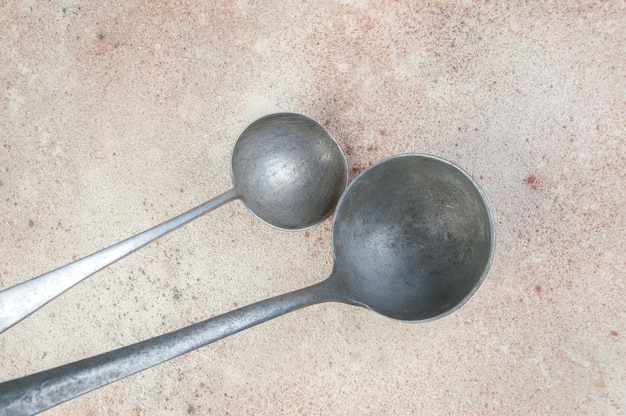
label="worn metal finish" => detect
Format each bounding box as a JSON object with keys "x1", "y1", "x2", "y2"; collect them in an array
[
  {"x1": 332, "y1": 154, "x2": 495, "y2": 321},
  {"x1": 0, "y1": 113, "x2": 348, "y2": 334},
  {"x1": 0, "y1": 154, "x2": 494, "y2": 415},
  {"x1": 232, "y1": 113, "x2": 348, "y2": 230}
]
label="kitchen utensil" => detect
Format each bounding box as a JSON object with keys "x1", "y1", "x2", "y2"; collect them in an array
[
  {"x1": 0, "y1": 154, "x2": 495, "y2": 415},
  {"x1": 0, "y1": 113, "x2": 348, "y2": 333}
]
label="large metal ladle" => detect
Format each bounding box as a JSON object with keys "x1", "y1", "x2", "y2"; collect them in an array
[
  {"x1": 0, "y1": 113, "x2": 348, "y2": 333},
  {"x1": 0, "y1": 154, "x2": 495, "y2": 415}
]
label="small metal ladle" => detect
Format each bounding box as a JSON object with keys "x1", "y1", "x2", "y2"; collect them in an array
[{"x1": 0, "y1": 113, "x2": 348, "y2": 333}]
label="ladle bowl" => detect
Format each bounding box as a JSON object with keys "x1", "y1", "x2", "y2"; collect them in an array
[
  {"x1": 0, "y1": 154, "x2": 495, "y2": 415},
  {"x1": 332, "y1": 154, "x2": 494, "y2": 320},
  {"x1": 0, "y1": 113, "x2": 348, "y2": 333},
  {"x1": 232, "y1": 113, "x2": 347, "y2": 230}
]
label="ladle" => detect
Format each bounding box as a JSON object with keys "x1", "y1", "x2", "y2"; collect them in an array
[
  {"x1": 0, "y1": 113, "x2": 348, "y2": 333},
  {"x1": 0, "y1": 154, "x2": 495, "y2": 415}
]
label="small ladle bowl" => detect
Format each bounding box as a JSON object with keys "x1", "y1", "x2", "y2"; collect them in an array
[
  {"x1": 232, "y1": 113, "x2": 348, "y2": 230},
  {"x1": 0, "y1": 154, "x2": 495, "y2": 415},
  {"x1": 0, "y1": 113, "x2": 348, "y2": 333}
]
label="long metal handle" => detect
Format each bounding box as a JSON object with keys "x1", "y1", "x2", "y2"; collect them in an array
[
  {"x1": 0, "y1": 280, "x2": 336, "y2": 416},
  {"x1": 0, "y1": 188, "x2": 240, "y2": 334}
]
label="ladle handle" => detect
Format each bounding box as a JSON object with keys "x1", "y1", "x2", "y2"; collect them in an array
[
  {"x1": 0, "y1": 280, "x2": 337, "y2": 416},
  {"x1": 0, "y1": 188, "x2": 240, "y2": 334}
]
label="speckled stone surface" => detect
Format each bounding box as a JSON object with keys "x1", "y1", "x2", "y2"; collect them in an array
[{"x1": 1, "y1": 1, "x2": 624, "y2": 414}]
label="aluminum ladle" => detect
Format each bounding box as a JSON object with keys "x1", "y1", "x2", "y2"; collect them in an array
[
  {"x1": 0, "y1": 113, "x2": 348, "y2": 333},
  {"x1": 0, "y1": 154, "x2": 495, "y2": 415}
]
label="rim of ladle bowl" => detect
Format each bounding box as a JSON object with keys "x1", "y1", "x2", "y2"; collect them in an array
[
  {"x1": 228, "y1": 112, "x2": 349, "y2": 232},
  {"x1": 330, "y1": 152, "x2": 497, "y2": 323}
]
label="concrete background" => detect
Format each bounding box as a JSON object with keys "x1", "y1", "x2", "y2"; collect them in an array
[{"x1": 1, "y1": 1, "x2": 624, "y2": 414}]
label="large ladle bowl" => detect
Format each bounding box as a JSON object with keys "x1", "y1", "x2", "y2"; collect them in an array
[
  {"x1": 0, "y1": 154, "x2": 495, "y2": 415},
  {"x1": 0, "y1": 113, "x2": 348, "y2": 333}
]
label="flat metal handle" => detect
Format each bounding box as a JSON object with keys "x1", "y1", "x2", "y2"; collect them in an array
[{"x1": 0, "y1": 188, "x2": 240, "y2": 334}]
